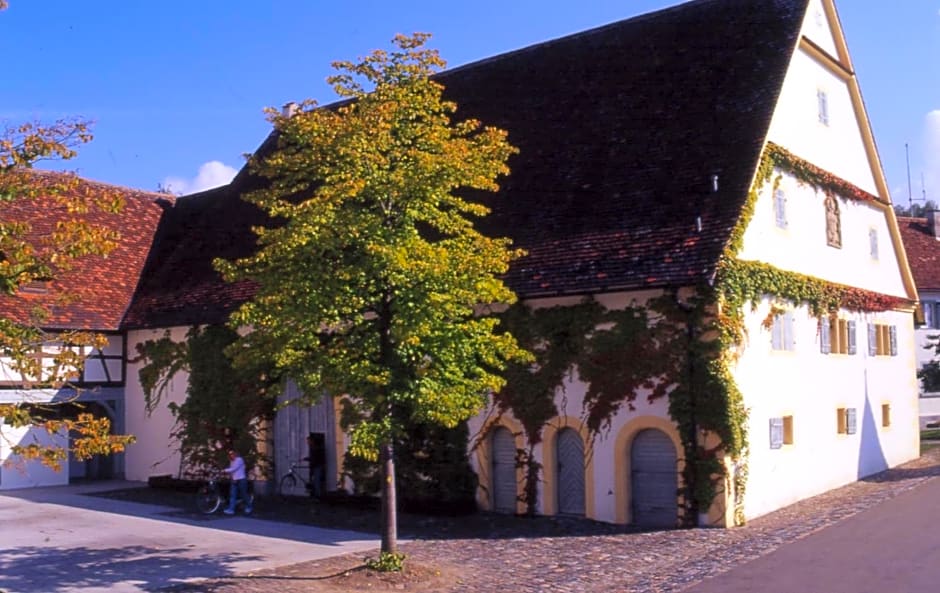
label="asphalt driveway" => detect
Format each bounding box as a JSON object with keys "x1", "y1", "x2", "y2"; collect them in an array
[
  {"x1": 685, "y1": 470, "x2": 940, "y2": 593},
  {"x1": 0, "y1": 481, "x2": 378, "y2": 593}
]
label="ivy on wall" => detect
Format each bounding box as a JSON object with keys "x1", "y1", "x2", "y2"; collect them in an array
[
  {"x1": 488, "y1": 141, "x2": 912, "y2": 527},
  {"x1": 134, "y1": 325, "x2": 276, "y2": 476}
]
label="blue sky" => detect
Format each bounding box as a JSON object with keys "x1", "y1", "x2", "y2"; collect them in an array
[{"x1": 2, "y1": 1, "x2": 937, "y2": 206}]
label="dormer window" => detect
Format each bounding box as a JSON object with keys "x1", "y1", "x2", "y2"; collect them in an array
[{"x1": 817, "y1": 89, "x2": 829, "y2": 126}]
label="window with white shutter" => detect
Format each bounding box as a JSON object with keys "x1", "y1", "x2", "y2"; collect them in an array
[
  {"x1": 817, "y1": 89, "x2": 830, "y2": 125},
  {"x1": 771, "y1": 313, "x2": 795, "y2": 351},
  {"x1": 774, "y1": 189, "x2": 787, "y2": 229}
]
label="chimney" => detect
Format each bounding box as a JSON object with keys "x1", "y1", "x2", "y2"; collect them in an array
[
  {"x1": 281, "y1": 102, "x2": 298, "y2": 118},
  {"x1": 928, "y1": 210, "x2": 940, "y2": 240}
]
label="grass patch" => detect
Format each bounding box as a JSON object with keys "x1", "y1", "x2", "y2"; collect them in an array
[{"x1": 921, "y1": 429, "x2": 940, "y2": 440}]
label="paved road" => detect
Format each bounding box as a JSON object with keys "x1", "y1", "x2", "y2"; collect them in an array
[
  {"x1": 0, "y1": 481, "x2": 378, "y2": 593},
  {"x1": 685, "y1": 475, "x2": 940, "y2": 593}
]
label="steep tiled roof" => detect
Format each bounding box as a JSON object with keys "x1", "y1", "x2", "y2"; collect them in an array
[
  {"x1": 898, "y1": 217, "x2": 940, "y2": 291},
  {"x1": 0, "y1": 172, "x2": 171, "y2": 331},
  {"x1": 125, "y1": 0, "x2": 810, "y2": 328},
  {"x1": 121, "y1": 184, "x2": 261, "y2": 328}
]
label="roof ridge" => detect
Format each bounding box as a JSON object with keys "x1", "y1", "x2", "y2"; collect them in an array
[{"x1": 21, "y1": 168, "x2": 174, "y2": 202}]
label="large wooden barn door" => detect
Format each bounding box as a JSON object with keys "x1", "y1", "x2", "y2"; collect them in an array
[
  {"x1": 490, "y1": 427, "x2": 517, "y2": 513},
  {"x1": 556, "y1": 428, "x2": 585, "y2": 516},
  {"x1": 630, "y1": 429, "x2": 677, "y2": 527}
]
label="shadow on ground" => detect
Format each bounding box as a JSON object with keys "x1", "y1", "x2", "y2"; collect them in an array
[
  {"x1": 0, "y1": 544, "x2": 262, "y2": 593},
  {"x1": 88, "y1": 486, "x2": 642, "y2": 542}
]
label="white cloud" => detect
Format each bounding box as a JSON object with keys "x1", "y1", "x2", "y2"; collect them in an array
[
  {"x1": 162, "y1": 160, "x2": 238, "y2": 195},
  {"x1": 925, "y1": 110, "x2": 940, "y2": 204}
]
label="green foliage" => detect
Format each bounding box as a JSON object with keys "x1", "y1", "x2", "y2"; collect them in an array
[
  {"x1": 918, "y1": 334, "x2": 940, "y2": 393},
  {"x1": 134, "y1": 325, "x2": 275, "y2": 475},
  {"x1": 497, "y1": 301, "x2": 602, "y2": 441},
  {"x1": 217, "y1": 33, "x2": 529, "y2": 552},
  {"x1": 365, "y1": 551, "x2": 406, "y2": 572},
  {"x1": 342, "y1": 417, "x2": 479, "y2": 510},
  {"x1": 894, "y1": 199, "x2": 938, "y2": 218}
]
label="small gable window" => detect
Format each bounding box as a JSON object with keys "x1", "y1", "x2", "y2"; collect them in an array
[
  {"x1": 824, "y1": 193, "x2": 841, "y2": 248},
  {"x1": 817, "y1": 89, "x2": 829, "y2": 126},
  {"x1": 869, "y1": 228, "x2": 879, "y2": 260},
  {"x1": 773, "y1": 189, "x2": 787, "y2": 229},
  {"x1": 771, "y1": 312, "x2": 795, "y2": 351}
]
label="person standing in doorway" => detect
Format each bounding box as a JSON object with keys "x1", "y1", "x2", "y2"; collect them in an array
[{"x1": 222, "y1": 449, "x2": 252, "y2": 515}]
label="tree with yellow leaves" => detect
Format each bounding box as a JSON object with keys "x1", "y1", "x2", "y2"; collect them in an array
[{"x1": 218, "y1": 33, "x2": 530, "y2": 560}]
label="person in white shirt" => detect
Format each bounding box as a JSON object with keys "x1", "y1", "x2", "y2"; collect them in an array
[{"x1": 222, "y1": 449, "x2": 252, "y2": 515}]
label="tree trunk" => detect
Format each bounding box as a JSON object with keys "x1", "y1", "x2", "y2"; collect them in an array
[{"x1": 380, "y1": 440, "x2": 398, "y2": 554}]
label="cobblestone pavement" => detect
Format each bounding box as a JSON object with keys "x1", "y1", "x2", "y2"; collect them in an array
[{"x1": 163, "y1": 446, "x2": 940, "y2": 592}]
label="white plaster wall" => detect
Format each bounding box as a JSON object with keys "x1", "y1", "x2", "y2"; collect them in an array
[
  {"x1": 767, "y1": 48, "x2": 876, "y2": 195},
  {"x1": 0, "y1": 425, "x2": 69, "y2": 490},
  {"x1": 801, "y1": 0, "x2": 840, "y2": 59},
  {"x1": 735, "y1": 299, "x2": 919, "y2": 520},
  {"x1": 738, "y1": 170, "x2": 906, "y2": 298},
  {"x1": 124, "y1": 326, "x2": 190, "y2": 481}
]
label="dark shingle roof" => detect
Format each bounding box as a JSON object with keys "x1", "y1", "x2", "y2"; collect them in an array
[
  {"x1": 898, "y1": 217, "x2": 940, "y2": 292},
  {"x1": 124, "y1": 0, "x2": 810, "y2": 328},
  {"x1": 0, "y1": 172, "x2": 170, "y2": 331}
]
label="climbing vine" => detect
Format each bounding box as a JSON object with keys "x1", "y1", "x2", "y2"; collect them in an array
[
  {"x1": 487, "y1": 141, "x2": 912, "y2": 527},
  {"x1": 134, "y1": 325, "x2": 276, "y2": 476}
]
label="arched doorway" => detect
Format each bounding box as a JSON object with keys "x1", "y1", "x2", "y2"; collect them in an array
[
  {"x1": 630, "y1": 428, "x2": 677, "y2": 527},
  {"x1": 490, "y1": 426, "x2": 516, "y2": 513},
  {"x1": 555, "y1": 428, "x2": 585, "y2": 516}
]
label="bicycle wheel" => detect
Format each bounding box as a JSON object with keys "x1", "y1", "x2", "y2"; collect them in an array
[
  {"x1": 278, "y1": 474, "x2": 298, "y2": 499},
  {"x1": 196, "y1": 483, "x2": 222, "y2": 514}
]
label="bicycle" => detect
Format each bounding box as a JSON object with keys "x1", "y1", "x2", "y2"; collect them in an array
[
  {"x1": 196, "y1": 474, "x2": 254, "y2": 515},
  {"x1": 278, "y1": 461, "x2": 314, "y2": 499}
]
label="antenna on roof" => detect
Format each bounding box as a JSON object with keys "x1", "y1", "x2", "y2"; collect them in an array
[
  {"x1": 906, "y1": 143, "x2": 914, "y2": 212},
  {"x1": 923, "y1": 172, "x2": 929, "y2": 204}
]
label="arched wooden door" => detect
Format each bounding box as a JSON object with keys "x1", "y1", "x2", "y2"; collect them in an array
[
  {"x1": 630, "y1": 429, "x2": 677, "y2": 527},
  {"x1": 490, "y1": 427, "x2": 517, "y2": 513},
  {"x1": 555, "y1": 428, "x2": 585, "y2": 516}
]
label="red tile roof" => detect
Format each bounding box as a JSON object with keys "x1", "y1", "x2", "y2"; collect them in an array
[
  {"x1": 125, "y1": 0, "x2": 810, "y2": 328},
  {"x1": 0, "y1": 171, "x2": 171, "y2": 330},
  {"x1": 898, "y1": 216, "x2": 940, "y2": 291}
]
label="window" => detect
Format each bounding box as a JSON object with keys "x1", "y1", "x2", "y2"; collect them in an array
[
  {"x1": 820, "y1": 317, "x2": 856, "y2": 355},
  {"x1": 824, "y1": 193, "x2": 841, "y2": 248},
  {"x1": 881, "y1": 404, "x2": 891, "y2": 428},
  {"x1": 771, "y1": 312, "x2": 795, "y2": 351},
  {"x1": 769, "y1": 416, "x2": 794, "y2": 448},
  {"x1": 868, "y1": 323, "x2": 898, "y2": 357},
  {"x1": 924, "y1": 302, "x2": 940, "y2": 329},
  {"x1": 837, "y1": 407, "x2": 857, "y2": 435},
  {"x1": 773, "y1": 189, "x2": 788, "y2": 229},
  {"x1": 869, "y1": 228, "x2": 879, "y2": 260},
  {"x1": 817, "y1": 89, "x2": 830, "y2": 126}
]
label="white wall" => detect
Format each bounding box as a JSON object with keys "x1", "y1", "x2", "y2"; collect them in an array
[
  {"x1": 766, "y1": 39, "x2": 876, "y2": 196},
  {"x1": 738, "y1": 169, "x2": 906, "y2": 298},
  {"x1": 802, "y1": 0, "x2": 840, "y2": 60},
  {"x1": 0, "y1": 425, "x2": 69, "y2": 490},
  {"x1": 124, "y1": 326, "x2": 190, "y2": 481},
  {"x1": 735, "y1": 299, "x2": 918, "y2": 520}
]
